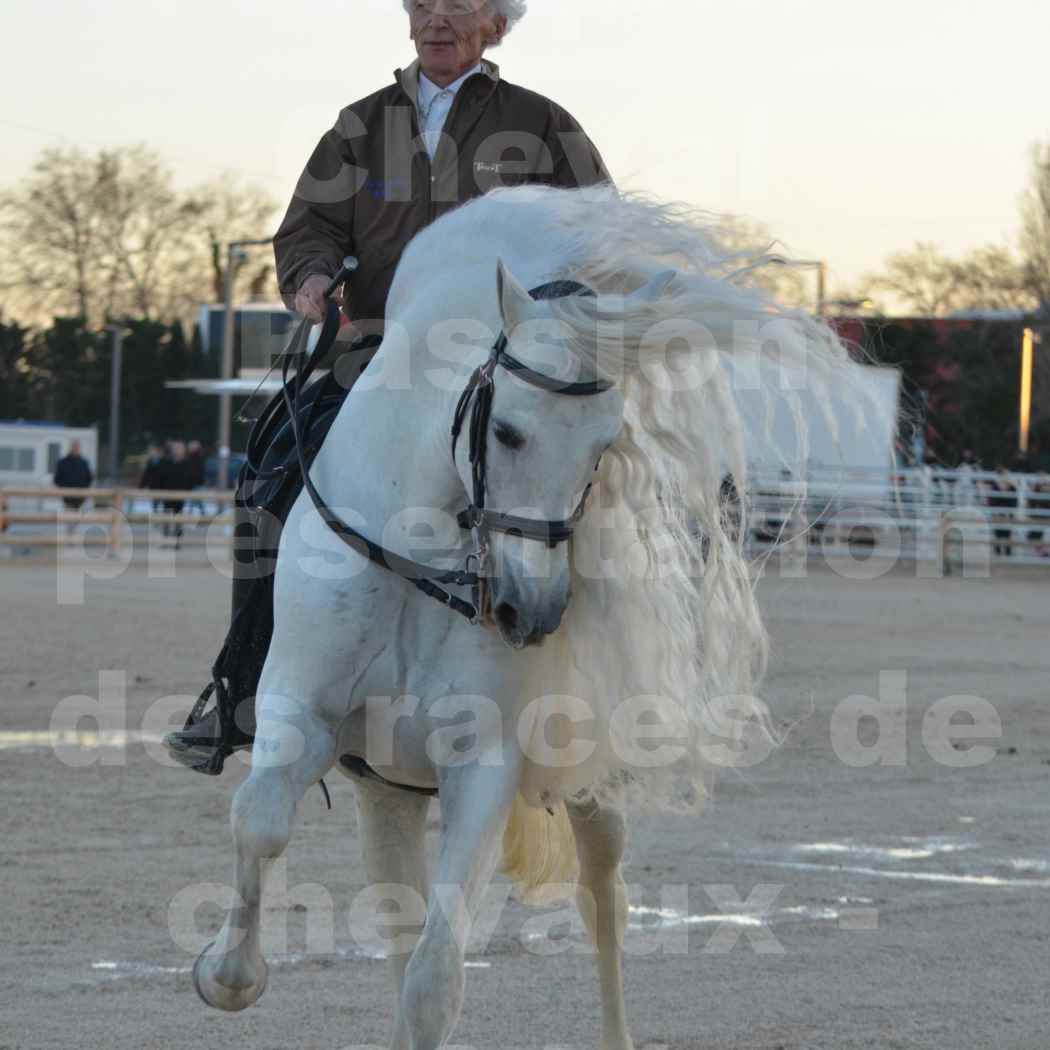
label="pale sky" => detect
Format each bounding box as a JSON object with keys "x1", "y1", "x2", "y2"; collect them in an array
[{"x1": 2, "y1": 0, "x2": 1048, "y2": 293}]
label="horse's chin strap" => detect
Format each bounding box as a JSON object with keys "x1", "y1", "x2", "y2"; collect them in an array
[{"x1": 295, "y1": 281, "x2": 609, "y2": 625}]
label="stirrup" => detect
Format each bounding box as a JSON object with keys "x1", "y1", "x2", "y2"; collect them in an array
[{"x1": 169, "y1": 676, "x2": 244, "y2": 776}]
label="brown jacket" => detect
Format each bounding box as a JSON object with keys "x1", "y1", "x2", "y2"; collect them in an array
[{"x1": 273, "y1": 60, "x2": 610, "y2": 330}]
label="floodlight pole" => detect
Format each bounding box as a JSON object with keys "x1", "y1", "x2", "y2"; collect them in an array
[
  {"x1": 766, "y1": 256, "x2": 827, "y2": 315},
  {"x1": 104, "y1": 325, "x2": 131, "y2": 483},
  {"x1": 792, "y1": 259, "x2": 827, "y2": 316},
  {"x1": 217, "y1": 238, "x2": 272, "y2": 488}
]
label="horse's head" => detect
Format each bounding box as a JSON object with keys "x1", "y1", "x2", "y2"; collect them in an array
[{"x1": 454, "y1": 260, "x2": 668, "y2": 649}]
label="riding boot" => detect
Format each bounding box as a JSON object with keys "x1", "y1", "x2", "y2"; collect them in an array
[{"x1": 163, "y1": 493, "x2": 276, "y2": 773}]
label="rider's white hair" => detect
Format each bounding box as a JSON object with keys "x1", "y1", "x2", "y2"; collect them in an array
[{"x1": 402, "y1": 0, "x2": 527, "y2": 40}]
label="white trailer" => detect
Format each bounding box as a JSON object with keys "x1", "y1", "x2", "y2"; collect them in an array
[
  {"x1": 0, "y1": 422, "x2": 99, "y2": 489},
  {"x1": 730, "y1": 360, "x2": 902, "y2": 481}
]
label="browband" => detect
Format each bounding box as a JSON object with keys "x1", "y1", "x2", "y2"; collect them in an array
[{"x1": 497, "y1": 280, "x2": 613, "y2": 397}]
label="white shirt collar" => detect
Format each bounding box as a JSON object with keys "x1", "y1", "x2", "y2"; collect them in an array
[{"x1": 418, "y1": 63, "x2": 483, "y2": 109}]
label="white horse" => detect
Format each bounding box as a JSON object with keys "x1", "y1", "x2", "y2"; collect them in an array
[{"x1": 192, "y1": 186, "x2": 845, "y2": 1049}]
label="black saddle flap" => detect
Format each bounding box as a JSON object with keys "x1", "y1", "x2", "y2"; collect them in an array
[{"x1": 239, "y1": 371, "x2": 347, "y2": 520}]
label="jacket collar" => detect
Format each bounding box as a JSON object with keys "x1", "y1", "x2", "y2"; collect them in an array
[{"x1": 396, "y1": 58, "x2": 499, "y2": 105}]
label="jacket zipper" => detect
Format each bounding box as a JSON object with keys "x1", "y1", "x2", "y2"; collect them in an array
[{"x1": 400, "y1": 72, "x2": 496, "y2": 221}]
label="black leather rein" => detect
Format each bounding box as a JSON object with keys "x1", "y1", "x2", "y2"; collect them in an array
[{"x1": 286, "y1": 279, "x2": 611, "y2": 624}]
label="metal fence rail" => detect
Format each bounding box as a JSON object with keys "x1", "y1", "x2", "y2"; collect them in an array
[
  {"x1": 745, "y1": 467, "x2": 1050, "y2": 572},
  {"x1": 3, "y1": 470, "x2": 1049, "y2": 574},
  {"x1": 0, "y1": 487, "x2": 236, "y2": 557}
]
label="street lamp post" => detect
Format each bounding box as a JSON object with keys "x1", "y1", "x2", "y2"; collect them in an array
[
  {"x1": 766, "y1": 256, "x2": 827, "y2": 315},
  {"x1": 104, "y1": 325, "x2": 131, "y2": 483},
  {"x1": 217, "y1": 238, "x2": 272, "y2": 489},
  {"x1": 217, "y1": 245, "x2": 246, "y2": 490}
]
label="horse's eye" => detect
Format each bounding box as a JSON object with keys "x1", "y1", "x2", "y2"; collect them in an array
[{"x1": 493, "y1": 421, "x2": 525, "y2": 450}]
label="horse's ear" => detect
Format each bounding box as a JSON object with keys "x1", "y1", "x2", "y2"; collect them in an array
[
  {"x1": 496, "y1": 259, "x2": 534, "y2": 330},
  {"x1": 625, "y1": 270, "x2": 676, "y2": 307}
]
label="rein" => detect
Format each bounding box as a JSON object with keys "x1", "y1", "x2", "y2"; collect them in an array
[{"x1": 287, "y1": 280, "x2": 611, "y2": 624}]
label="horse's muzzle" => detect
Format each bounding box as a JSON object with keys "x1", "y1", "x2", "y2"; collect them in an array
[{"x1": 491, "y1": 580, "x2": 568, "y2": 649}]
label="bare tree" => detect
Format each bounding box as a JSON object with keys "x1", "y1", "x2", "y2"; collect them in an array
[
  {"x1": 0, "y1": 146, "x2": 279, "y2": 327},
  {"x1": 858, "y1": 141, "x2": 1050, "y2": 317},
  {"x1": 864, "y1": 243, "x2": 962, "y2": 315},
  {"x1": 950, "y1": 245, "x2": 1034, "y2": 312},
  {"x1": 0, "y1": 148, "x2": 106, "y2": 322},
  {"x1": 93, "y1": 146, "x2": 207, "y2": 319},
  {"x1": 862, "y1": 241, "x2": 1034, "y2": 316},
  {"x1": 712, "y1": 215, "x2": 811, "y2": 307},
  {"x1": 181, "y1": 173, "x2": 280, "y2": 307},
  {"x1": 1020, "y1": 142, "x2": 1050, "y2": 310}
]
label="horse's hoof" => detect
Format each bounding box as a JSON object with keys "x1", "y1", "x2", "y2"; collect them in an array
[{"x1": 192, "y1": 940, "x2": 269, "y2": 1012}]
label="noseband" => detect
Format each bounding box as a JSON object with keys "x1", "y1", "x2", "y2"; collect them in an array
[{"x1": 288, "y1": 280, "x2": 611, "y2": 624}]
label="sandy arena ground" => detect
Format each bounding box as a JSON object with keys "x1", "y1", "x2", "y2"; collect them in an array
[{"x1": 1, "y1": 550, "x2": 1049, "y2": 1050}]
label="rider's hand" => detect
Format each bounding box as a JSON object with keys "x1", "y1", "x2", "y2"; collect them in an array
[{"x1": 295, "y1": 273, "x2": 343, "y2": 324}]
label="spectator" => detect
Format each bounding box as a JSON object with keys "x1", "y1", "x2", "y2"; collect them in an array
[
  {"x1": 155, "y1": 441, "x2": 193, "y2": 546},
  {"x1": 1026, "y1": 473, "x2": 1050, "y2": 558},
  {"x1": 139, "y1": 444, "x2": 163, "y2": 490},
  {"x1": 1011, "y1": 451, "x2": 1033, "y2": 474},
  {"x1": 186, "y1": 440, "x2": 205, "y2": 489},
  {"x1": 53, "y1": 440, "x2": 93, "y2": 510},
  {"x1": 186, "y1": 439, "x2": 206, "y2": 515},
  {"x1": 955, "y1": 448, "x2": 979, "y2": 508},
  {"x1": 986, "y1": 465, "x2": 1017, "y2": 558}
]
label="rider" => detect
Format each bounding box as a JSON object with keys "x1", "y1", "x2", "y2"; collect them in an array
[{"x1": 164, "y1": 0, "x2": 610, "y2": 773}]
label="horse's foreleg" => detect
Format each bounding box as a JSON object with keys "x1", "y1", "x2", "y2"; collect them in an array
[
  {"x1": 193, "y1": 700, "x2": 337, "y2": 1012},
  {"x1": 567, "y1": 797, "x2": 634, "y2": 1050},
  {"x1": 400, "y1": 758, "x2": 520, "y2": 1050},
  {"x1": 350, "y1": 776, "x2": 431, "y2": 1050}
]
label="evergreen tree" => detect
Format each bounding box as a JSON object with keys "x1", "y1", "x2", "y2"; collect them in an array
[
  {"x1": 188, "y1": 322, "x2": 219, "y2": 449},
  {"x1": 118, "y1": 319, "x2": 169, "y2": 451},
  {"x1": 0, "y1": 320, "x2": 34, "y2": 420},
  {"x1": 30, "y1": 318, "x2": 107, "y2": 426}
]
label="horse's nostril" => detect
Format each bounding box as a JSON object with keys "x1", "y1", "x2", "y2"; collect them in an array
[{"x1": 495, "y1": 601, "x2": 519, "y2": 633}]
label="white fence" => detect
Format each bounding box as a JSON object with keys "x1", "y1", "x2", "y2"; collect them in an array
[
  {"x1": 0, "y1": 487, "x2": 235, "y2": 557},
  {"x1": 4, "y1": 470, "x2": 1049, "y2": 575},
  {"x1": 746, "y1": 467, "x2": 1050, "y2": 572}
]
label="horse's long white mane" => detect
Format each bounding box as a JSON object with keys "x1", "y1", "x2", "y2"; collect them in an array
[
  {"x1": 403, "y1": 186, "x2": 850, "y2": 812},
  {"x1": 502, "y1": 188, "x2": 847, "y2": 809}
]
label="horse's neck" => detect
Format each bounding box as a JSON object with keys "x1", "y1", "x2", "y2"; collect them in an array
[
  {"x1": 315, "y1": 249, "x2": 562, "y2": 540},
  {"x1": 313, "y1": 343, "x2": 465, "y2": 539}
]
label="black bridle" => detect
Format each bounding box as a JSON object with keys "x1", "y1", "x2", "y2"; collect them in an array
[{"x1": 285, "y1": 279, "x2": 612, "y2": 624}]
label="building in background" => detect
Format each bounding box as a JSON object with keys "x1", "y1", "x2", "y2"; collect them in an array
[{"x1": 196, "y1": 303, "x2": 297, "y2": 379}]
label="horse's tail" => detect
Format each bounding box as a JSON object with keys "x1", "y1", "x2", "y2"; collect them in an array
[{"x1": 500, "y1": 794, "x2": 579, "y2": 903}]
